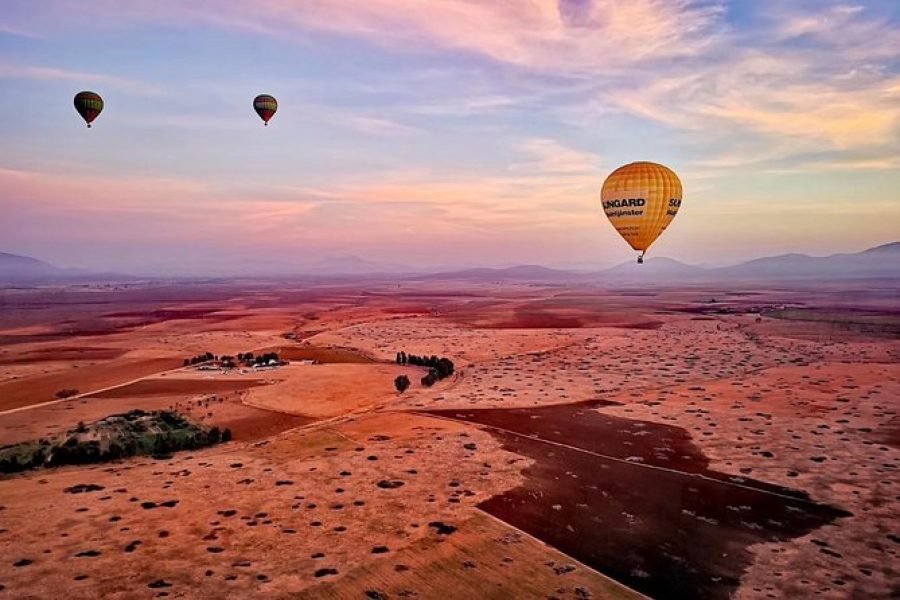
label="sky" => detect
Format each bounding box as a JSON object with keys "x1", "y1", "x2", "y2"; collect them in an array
[{"x1": 1, "y1": 0, "x2": 898, "y2": 275}]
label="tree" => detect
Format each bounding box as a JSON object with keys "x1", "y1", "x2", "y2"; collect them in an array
[
  {"x1": 394, "y1": 375, "x2": 411, "y2": 393},
  {"x1": 436, "y1": 358, "x2": 455, "y2": 378},
  {"x1": 421, "y1": 369, "x2": 439, "y2": 387}
]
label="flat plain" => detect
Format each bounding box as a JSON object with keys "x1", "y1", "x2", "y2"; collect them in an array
[{"x1": 0, "y1": 278, "x2": 897, "y2": 599}]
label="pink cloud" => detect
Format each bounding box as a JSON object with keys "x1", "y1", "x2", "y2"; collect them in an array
[
  {"x1": 7, "y1": 0, "x2": 722, "y2": 71},
  {"x1": 0, "y1": 143, "x2": 612, "y2": 271},
  {"x1": 0, "y1": 62, "x2": 166, "y2": 96}
]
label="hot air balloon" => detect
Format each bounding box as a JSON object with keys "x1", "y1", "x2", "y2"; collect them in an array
[
  {"x1": 74, "y1": 91, "x2": 103, "y2": 128},
  {"x1": 600, "y1": 161, "x2": 682, "y2": 264},
  {"x1": 253, "y1": 94, "x2": 277, "y2": 126}
]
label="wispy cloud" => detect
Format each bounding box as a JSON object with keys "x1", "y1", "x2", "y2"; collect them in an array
[
  {"x1": 0, "y1": 134, "x2": 601, "y2": 247},
  {"x1": 4, "y1": 0, "x2": 722, "y2": 71},
  {"x1": 554, "y1": 5, "x2": 900, "y2": 169},
  {"x1": 0, "y1": 63, "x2": 166, "y2": 96},
  {"x1": 341, "y1": 114, "x2": 419, "y2": 137},
  {"x1": 509, "y1": 138, "x2": 600, "y2": 175},
  {"x1": 0, "y1": 21, "x2": 40, "y2": 39},
  {"x1": 0, "y1": 1, "x2": 897, "y2": 270},
  {"x1": 7, "y1": 1, "x2": 895, "y2": 157}
]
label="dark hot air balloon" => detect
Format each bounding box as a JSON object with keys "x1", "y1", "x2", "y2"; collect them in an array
[
  {"x1": 253, "y1": 94, "x2": 278, "y2": 126},
  {"x1": 74, "y1": 91, "x2": 103, "y2": 128}
]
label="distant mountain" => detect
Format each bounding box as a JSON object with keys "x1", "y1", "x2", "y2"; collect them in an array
[
  {"x1": 602, "y1": 257, "x2": 706, "y2": 280},
  {"x1": 298, "y1": 255, "x2": 414, "y2": 276},
  {"x1": 714, "y1": 242, "x2": 900, "y2": 280},
  {"x1": 861, "y1": 241, "x2": 900, "y2": 255},
  {"x1": 0, "y1": 252, "x2": 67, "y2": 282},
  {"x1": 416, "y1": 243, "x2": 900, "y2": 283},
  {"x1": 3, "y1": 243, "x2": 897, "y2": 284},
  {"x1": 419, "y1": 264, "x2": 584, "y2": 282},
  {"x1": 0, "y1": 252, "x2": 133, "y2": 284}
]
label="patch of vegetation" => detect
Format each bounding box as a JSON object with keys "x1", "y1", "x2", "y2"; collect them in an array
[
  {"x1": 55, "y1": 388, "x2": 80, "y2": 399},
  {"x1": 0, "y1": 410, "x2": 231, "y2": 474},
  {"x1": 396, "y1": 352, "x2": 455, "y2": 387},
  {"x1": 766, "y1": 308, "x2": 900, "y2": 338},
  {"x1": 239, "y1": 351, "x2": 283, "y2": 366},
  {"x1": 184, "y1": 351, "x2": 286, "y2": 369},
  {"x1": 184, "y1": 352, "x2": 215, "y2": 366},
  {"x1": 394, "y1": 375, "x2": 411, "y2": 393}
]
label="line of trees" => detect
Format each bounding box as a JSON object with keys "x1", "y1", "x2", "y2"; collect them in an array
[{"x1": 395, "y1": 351, "x2": 455, "y2": 387}]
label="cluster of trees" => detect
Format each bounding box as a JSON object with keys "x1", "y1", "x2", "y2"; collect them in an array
[
  {"x1": 235, "y1": 351, "x2": 282, "y2": 366},
  {"x1": 183, "y1": 351, "x2": 284, "y2": 369},
  {"x1": 222, "y1": 352, "x2": 283, "y2": 369},
  {"x1": 184, "y1": 352, "x2": 215, "y2": 366},
  {"x1": 0, "y1": 410, "x2": 233, "y2": 474},
  {"x1": 395, "y1": 352, "x2": 455, "y2": 387}
]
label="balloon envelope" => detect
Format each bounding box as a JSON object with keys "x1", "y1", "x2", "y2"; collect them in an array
[
  {"x1": 600, "y1": 161, "x2": 682, "y2": 258},
  {"x1": 253, "y1": 94, "x2": 277, "y2": 125},
  {"x1": 74, "y1": 91, "x2": 103, "y2": 128}
]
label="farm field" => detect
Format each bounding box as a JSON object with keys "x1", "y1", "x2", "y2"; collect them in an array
[{"x1": 0, "y1": 278, "x2": 897, "y2": 599}]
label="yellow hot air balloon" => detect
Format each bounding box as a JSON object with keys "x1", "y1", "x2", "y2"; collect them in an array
[{"x1": 601, "y1": 161, "x2": 682, "y2": 263}]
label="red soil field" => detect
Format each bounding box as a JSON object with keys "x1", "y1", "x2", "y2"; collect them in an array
[
  {"x1": 276, "y1": 345, "x2": 378, "y2": 364},
  {"x1": 0, "y1": 357, "x2": 183, "y2": 411},
  {"x1": 0, "y1": 346, "x2": 127, "y2": 364},
  {"x1": 0, "y1": 278, "x2": 896, "y2": 599},
  {"x1": 427, "y1": 401, "x2": 850, "y2": 599},
  {"x1": 216, "y1": 406, "x2": 314, "y2": 441},
  {"x1": 87, "y1": 378, "x2": 268, "y2": 399}
]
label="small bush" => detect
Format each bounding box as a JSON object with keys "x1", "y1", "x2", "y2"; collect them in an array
[{"x1": 394, "y1": 375, "x2": 411, "y2": 393}]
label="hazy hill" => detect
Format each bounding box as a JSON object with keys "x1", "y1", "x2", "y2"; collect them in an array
[
  {"x1": 0, "y1": 252, "x2": 68, "y2": 282},
  {"x1": 4, "y1": 242, "x2": 897, "y2": 284},
  {"x1": 601, "y1": 257, "x2": 706, "y2": 280},
  {"x1": 299, "y1": 255, "x2": 413, "y2": 276},
  {"x1": 714, "y1": 242, "x2": 900, "y2": 280},
  {"x1": 418, "y1": 264, "x2": 584, "y2": 282},
  {"x1": 861, "y1": 241, "x2": 900, "y2": 255},
  {"x1": 0, "y1": 252, "x2": 133, "y2": 284},
  {"x1": 419, "y1": 242, "x2": 900, "y2": 283},
  {"x1": 602, "y1": 243, "x2": 900, "y2": 281}
]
